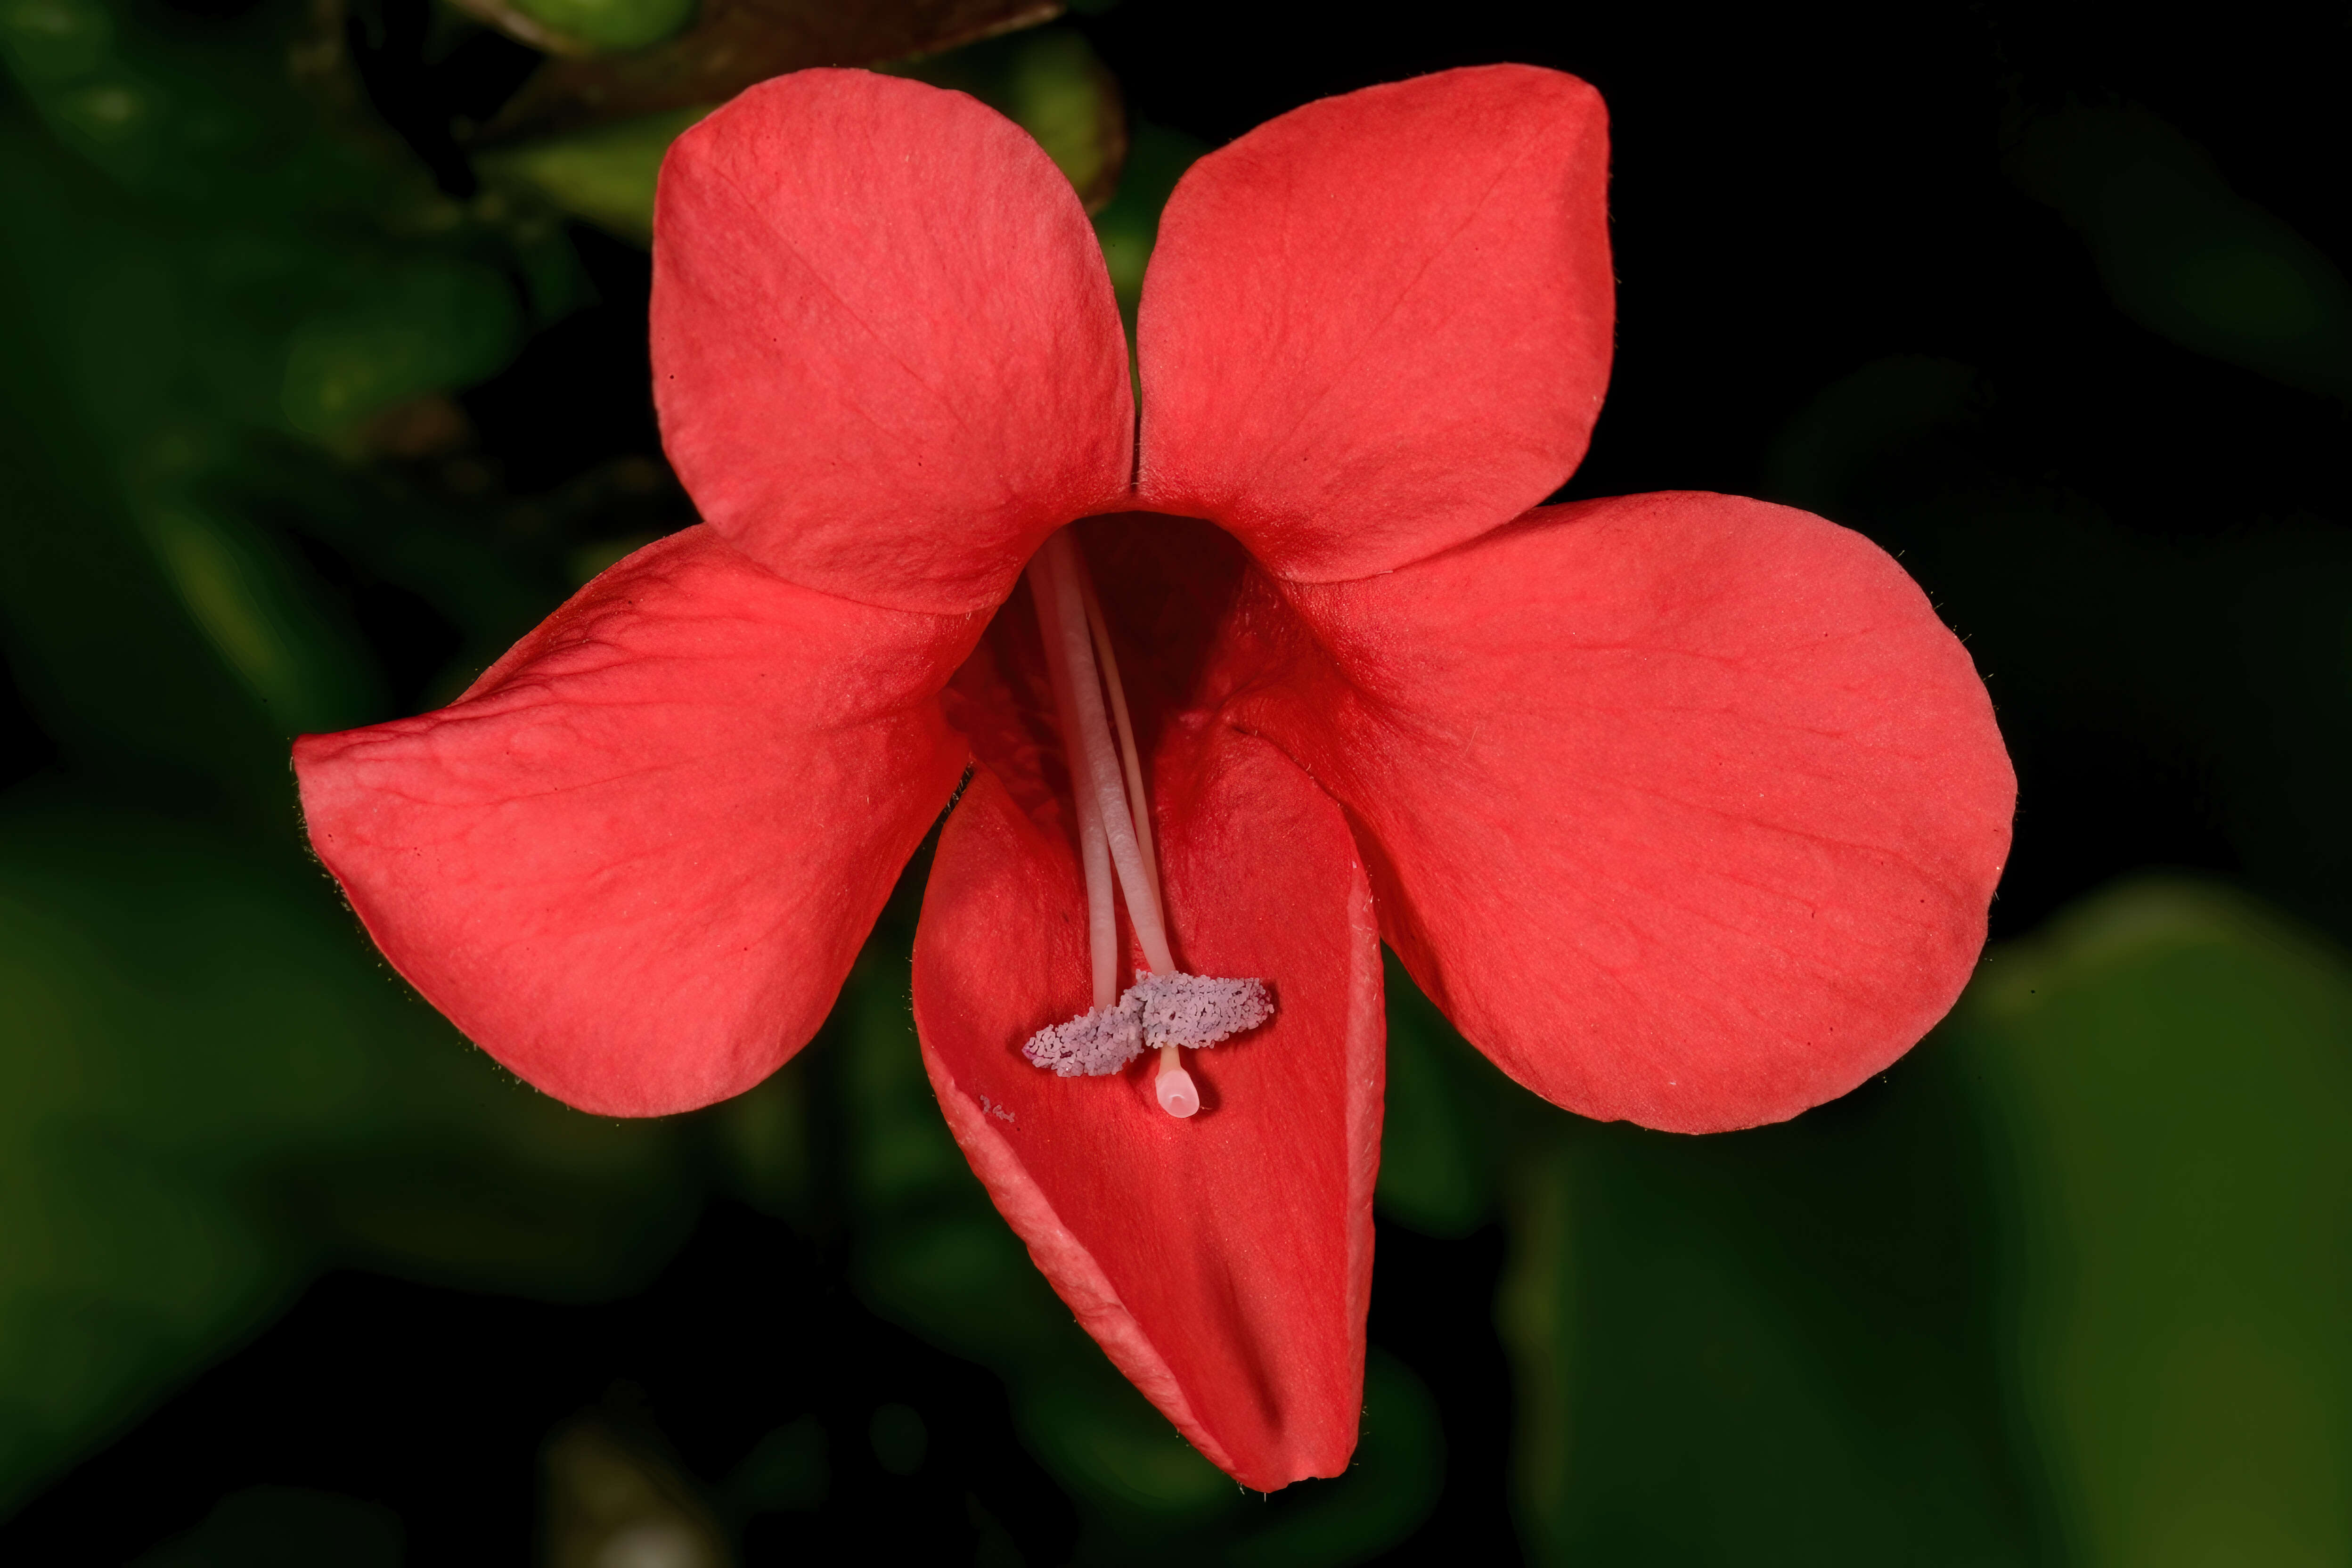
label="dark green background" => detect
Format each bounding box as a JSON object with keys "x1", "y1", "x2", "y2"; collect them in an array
[{"x1": 2, "y1": 0, "x2": 2346, "y2": 1561}]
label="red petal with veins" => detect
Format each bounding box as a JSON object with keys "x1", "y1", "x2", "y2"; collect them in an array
[
  {"x1": 914, "y1": 728, "x2": 1381, "y2": 1491},
  {"x1": 1136, "y1": 65, "x2": 1613, "y2": 582},
  {"x1": 651, "y1": 69, "x2": 1133, "y2": 617},
  {"x1": 294, "y1": 527, "x2": 972, "y2": 1117},
  {"x1": 1247, "y1": 492, "x2": 2016, "y2": 1134}
]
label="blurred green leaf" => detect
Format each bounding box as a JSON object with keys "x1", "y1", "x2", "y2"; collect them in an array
[
  {"x1": 132, "y1": 1486, "x2": 402, "y2": 1568},
  {"x1": 1226, "y1": 1352, "x2": 1442, "y2": 1568},
  {"x1": 0, "y1": 0, "x2": 113, "y2": 81},
  {"x1": 869, "y1": 1401, "x2": 928, "y2": 1476},
  {"x1": 488, "y1": 27, "x2": 1127, "y2": 245},
  {"x1": 0, "y1": 58, "x2": 542, "y2": 807},
  {"x1": 1372, "y1": 953, "x2": 1497, "y2": 1238},
  {"x1": 1017, "y1": 1375, "x2": 1234, "y2": 1535},
  {"x1": 2013, "y1": 107, "x2": 2352, "y2": 400},
  {"x1": 482, "y1": 0, "x2": 1069, "y2": 142},
  {"x1": 0, "y1": 181, "x2": 286, "y2": 801},
  {"x1": 0, "y1": 0, "x2": 440, "y2": 220},
  {"x1": 1954, "y1": 878, "x2": 2352, "y2": 1568},
  {"x1": 3, "y1": 0, "x2": 523, "y2": 447},
  {"x1": 1499, "y1": 1039, "x2": 2041, "y2": 1562},
  {"x1": 0, "y1": 805, "x2": 696, "y2": 1511},
  {"x1": 139, "y1": 501, "x2": 384, "y2": 733},
  {"x1": 1764, "y1": 358, "x2": 2352, "y2": 944},
  {"x1": 1761, "y1": 355, "x2": 1979, "y2": 517},
  {"x1": 724, "y1": 1414, "x2": 827, "y2": 1517}
]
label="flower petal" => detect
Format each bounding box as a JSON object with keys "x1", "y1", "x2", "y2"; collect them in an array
[
  {"x1": 294, "y1": 527, "x2": 972, "y2": 1117},
  {"x1": 1250, "y1": 492, "x2": 2016, "y2": 1134},
  {"x1": 651, "y1": 69, "x2": 1133, "y2": 616},
  {"x1": 1136, "y1": 65, "x2": 1613, "y2": 582},
  {"x1": 913, "y1": 731, "x2": 1382, "y2": 1491}
]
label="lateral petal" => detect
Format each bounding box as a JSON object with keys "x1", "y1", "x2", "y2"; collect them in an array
[
  {"x1": 1136, "y1": 65, "x2": 1613, "y2": 582},
  {"x1": 294, "y1": 527, "x2": 973, "y2": 1117},
  {"x1": 913, "y1": 731, "x2": 1381, "y2": 1491},
  {"x1": 651, "y1": 69, "x2": 1133, "y2": 616},
  {"x1": 1251, "y1": 492, "x2": 2016, "y2": 1134}
]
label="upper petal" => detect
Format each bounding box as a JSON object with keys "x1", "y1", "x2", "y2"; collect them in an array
[
  {"x1": 1135, "y1": 65, "x2": 1613, "y2": 582},
  {"x1": 1248, "y1": 492, "x2": 2016, "y2": 1134},
  {"x1": 913, "y1": 727, "x2": 1382, "y2": 1491},
  {"x1": 651, "y1": 69, "x2": 1134, "y2": 616},
  {"x1": 294, "y1": 527, "x2": 973, "y2": 1117}
]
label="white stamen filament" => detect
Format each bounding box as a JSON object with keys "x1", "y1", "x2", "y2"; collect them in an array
[
  {"x1": 1076, "y1": 570, "x2": 1162, "y2": 911},
  {"x1": 1018, "y1": 531, "x2": 1275, "y2": 1114},
  {"x1": 1030, "y1": 531, "x2": 1175, "y2": 977},
  {"x1": 1025, "y1": 529, "x2": 1200, "y2": 1117},
  {"x1": 1029, "y1": 553, "x2": 1120, "y2": 1010}
]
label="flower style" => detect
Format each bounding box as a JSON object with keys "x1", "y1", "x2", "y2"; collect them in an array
[{"x1": 292, "y1": 65, "x2": 2015, "y2": 1491}]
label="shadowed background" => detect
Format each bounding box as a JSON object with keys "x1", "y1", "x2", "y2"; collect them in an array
[{"x1": 2, "y1": 0, "x2": 2346, "y2": 1562}]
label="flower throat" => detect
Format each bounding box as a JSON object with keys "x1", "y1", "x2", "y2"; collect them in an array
[{"x1": 1018, "y1": 529, "x2": 1272, "y2": 1117}]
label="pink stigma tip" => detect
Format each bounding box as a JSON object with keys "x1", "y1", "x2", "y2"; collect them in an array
[{"x1": 1156, "y1": 1064, "x2": 1200, "y2": 1118}]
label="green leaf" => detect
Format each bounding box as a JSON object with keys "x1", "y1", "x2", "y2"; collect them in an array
[
  {"x1": 2012, "y1": 107, "x2": 2352, "y2": 400},
  {"x1": 0, "y1": 806, "x2": 695, "y2": 1511},
  {"x1": 138, "y1": 501, "x2": 383, "y2": 734},
  {"x1": 1953, "y1": 878, "x2": 2352, "y2": 1568},
  {"x1": 0, "y1": 0, "x2": 440, "y2": 221},
  {"x1": 1372, "y1": 953, "x2": 1497, "y2": 1237},
  {"x1": 1499, "y1": 1041, "x2": 2040, "y2": 1562},
  {"x1": 0, "y1": 104, "x2": 540, "y2": 805}
]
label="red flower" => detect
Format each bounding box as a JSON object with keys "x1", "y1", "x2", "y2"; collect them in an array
[{"x1": 293, "y1": 66, "x2": 2014, "y2": 1489}]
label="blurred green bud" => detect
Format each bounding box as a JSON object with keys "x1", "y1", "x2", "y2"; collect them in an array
[
  {"x1": 1091, "y1": 119, "x2": 1206, "y2": 331},
  {"x1": 461, "y1": 0, "x2": 695, "y2": 55},
  {"x1": 279, "y1": 259, "x2": 521, "y2": 437},
  {"x1": 476, "y1": 106, "x2": 710, "y2": 246},
  {"x1": 543, "y1": 1418, "x2": 729, "y2": 1568},
  {"x1": 893, "y1": 27, "x2": 1125, "y2": 211}
]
